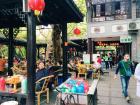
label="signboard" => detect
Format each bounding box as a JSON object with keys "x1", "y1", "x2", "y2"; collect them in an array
[
  {"x1": 83, "y1": 54, "x2": 90, "y2": 64},
  {"x1": 120, "y1": 36, "x2": 132, "y2": 43},
  {"x1": 91, "y1": 26, "x2": 105, "y2": 34},
  {"x1": 112, "y1": 24, "x2": 128, "y2": 32}
]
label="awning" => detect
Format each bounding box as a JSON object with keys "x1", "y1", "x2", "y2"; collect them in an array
[{"x1": 0, "y1": 0, "x2": 83, "y2": 28}]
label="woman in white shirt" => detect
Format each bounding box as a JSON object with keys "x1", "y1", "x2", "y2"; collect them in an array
[{"x1": 134, "y1": 63, "x2": 140, "y2": 97}]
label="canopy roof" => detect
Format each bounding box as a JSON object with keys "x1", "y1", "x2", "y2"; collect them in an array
[{"x1": 0, "y1": 0, "x2": 83, "y2": 28}]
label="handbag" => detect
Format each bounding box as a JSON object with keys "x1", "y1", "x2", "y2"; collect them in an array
[{"x1": 121, "y1": 61, "x2": 132, "y2": 77}]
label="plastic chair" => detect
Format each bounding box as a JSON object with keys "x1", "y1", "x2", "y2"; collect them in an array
[{"x1": 35, "y1": 75, "x2": 54, "y2": 105}]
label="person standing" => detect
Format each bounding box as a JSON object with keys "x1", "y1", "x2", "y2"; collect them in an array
[
  {"x1": 97, "y1": 56, "x2": 104, "y2": 75},
  {"x1": 114, "y1": 54, "x2": 133, "y2": 102},
  {"x1": 104, "y1": 54, "x2": 109, "y2": 70},
  {"x1": 108, "y1": 53, "x2": 113, "y2": 69},
  {"x1": 134, "y1": 63, "x2": 140, "y2": 97},
  {"x1": 97, "y1": 56, "x2": 102, "y2": 64}
]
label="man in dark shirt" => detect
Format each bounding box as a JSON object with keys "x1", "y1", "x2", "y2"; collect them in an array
[{"x1": 36, "y1": 61, "x2": 49, "y2": 91}]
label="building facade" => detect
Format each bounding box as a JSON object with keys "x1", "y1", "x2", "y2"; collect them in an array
[{"x1": 87, "y1": 0, "x2": 140, "y2": 62}]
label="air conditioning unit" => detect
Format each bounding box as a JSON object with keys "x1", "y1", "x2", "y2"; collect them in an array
[{"x1": 128, "y1": 22, "x2": 139, "y2": 30}]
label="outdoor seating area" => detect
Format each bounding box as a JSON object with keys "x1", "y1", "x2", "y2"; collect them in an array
[
  {"x1": 0, "y1": 0, "x2": 84, "y2": 104},
  {"x1": 0, "y1": 52, "x2": 101, "y2": 105},
  {"x1": 1, "y1": 0, "x2": 140, "y2": 105}
]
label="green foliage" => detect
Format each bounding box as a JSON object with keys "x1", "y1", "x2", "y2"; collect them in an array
[
  {"x1": 0, "y1": 45, "x2": 8, "y2": 57},
  {"x1": 68, "y1": 0, "x2": 87, "y2": 40},
  {"x1": 15, "y1": 27, "x2": 27, "y2": 40}
]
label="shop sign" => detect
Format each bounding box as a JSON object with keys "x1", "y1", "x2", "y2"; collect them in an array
[
  {"x1": 120, "y1": 36, "x2": 132, "y2": 43},
  {"x1": 112, "y1": 24, "x2": 127, "y2": 32},
  {"x1": 91, "y1": 26, "x2": 105, "y2": 34}
]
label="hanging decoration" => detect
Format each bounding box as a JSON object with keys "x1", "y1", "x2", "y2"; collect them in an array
[
  {"x1": 28, "y1": 0, "x2": 45, "y2": 16},
  {"x1": 73, "y1": 28, "x2": 81, "y2": 35}
]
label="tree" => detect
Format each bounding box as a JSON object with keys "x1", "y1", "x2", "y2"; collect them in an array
[
  {"x1": 52, "y1": 25, "x2": 62, "y2": 64},
  {"x1": 50, "y1": 0, "x2": 87, "y2": 63},
  {"x1": 68, "y1": 0, "x2": 87, "y2": 40}
]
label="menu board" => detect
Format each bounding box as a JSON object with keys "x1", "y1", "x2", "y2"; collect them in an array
[{"x1": 83, "y1": 54, "x2": 100, "y2": 63}]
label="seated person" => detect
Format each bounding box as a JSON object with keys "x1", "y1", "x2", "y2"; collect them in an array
[
  {"x1": 87, "y1": 61, "x2": 97, "y2": 77},
  {"x1": 92, "y1": 61, "x2": 102, "y2": 72},
  {"x1": 77, "y1": 61, "x2": 87, "y2": 73},
  {"x1": 36, "y1": 61, "x2": 49, "y2": 91},
  {"x1": 92, "y1": 61, "x2": 104, "y2": 75},
  {"x1": 68, "y1": 60, "x2": 78, "y2": 77},
  {"x1": 0, "y1": 56, "x2": 6, "y2": 73}
]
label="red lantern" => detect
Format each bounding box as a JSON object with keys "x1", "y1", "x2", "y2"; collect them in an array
[
  {"x1": 28, "y1": 0, "x2": 45, "y2": 16},
  {"x1": 73, "y1": 28, "x2": 81, "y2": 35}
]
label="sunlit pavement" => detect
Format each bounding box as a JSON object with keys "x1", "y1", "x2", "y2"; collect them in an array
[{"x1": 41, "y1": 67, "x2": 140, "y2": 105}]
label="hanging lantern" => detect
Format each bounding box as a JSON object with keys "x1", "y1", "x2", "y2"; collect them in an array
[
  {"x1": 73, "y1": 28, "x2": 81, "y2": 35},
  {"x1": 28, "y1": 0, "x2": 45, "y2": 16}
]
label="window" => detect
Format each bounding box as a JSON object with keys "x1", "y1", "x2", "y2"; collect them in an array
[
  {"x1": 96, "y1": 5, "x2": 101, "y2": 17},
  {"x1": 105, "y1": 3, "x2": 112, "y2": 15},
  {"x1": 92, "y1": 0, "x2": 131, "y2": 22},
  {"x1": 101, "y1": 4, "x2": 105, "y2": 16},
  {"x1": 136, "y1": 0, "x2": 140, "y2": 18}
]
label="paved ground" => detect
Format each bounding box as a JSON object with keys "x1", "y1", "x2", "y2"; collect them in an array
[
  {"x1": 41, "y1": 68, "x2": 140, "y2": 105},
  {"x1": 98, "y1": 69, "x2": 140, "y2": 105}
]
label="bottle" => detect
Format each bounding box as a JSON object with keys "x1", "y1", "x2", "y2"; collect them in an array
[{"x1": 21, "y1": 77, "x2": 27, "y2": 94}]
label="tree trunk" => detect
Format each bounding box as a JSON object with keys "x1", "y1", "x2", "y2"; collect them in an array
[{"x1": 52, "y1": 24, "x2": 62, "y2": 65}]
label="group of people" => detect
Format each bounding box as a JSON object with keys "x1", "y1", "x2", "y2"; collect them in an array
[
  {"x1": 101, "y1": 53, "x2": 115, "y2": 70},
  {"x1": 67, "y1": 56, "x2": 103, "y2": 78},
  {"x1": 114, "y1": 54, "x2": 140, "y2": 102},
  {"x1": 1, "y1": 53, "x2": 140, "y2": 102}
]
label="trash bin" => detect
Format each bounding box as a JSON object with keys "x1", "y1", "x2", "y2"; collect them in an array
[{"x1": 1, "y1": 101, "x2": 18, "y2": 105}]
